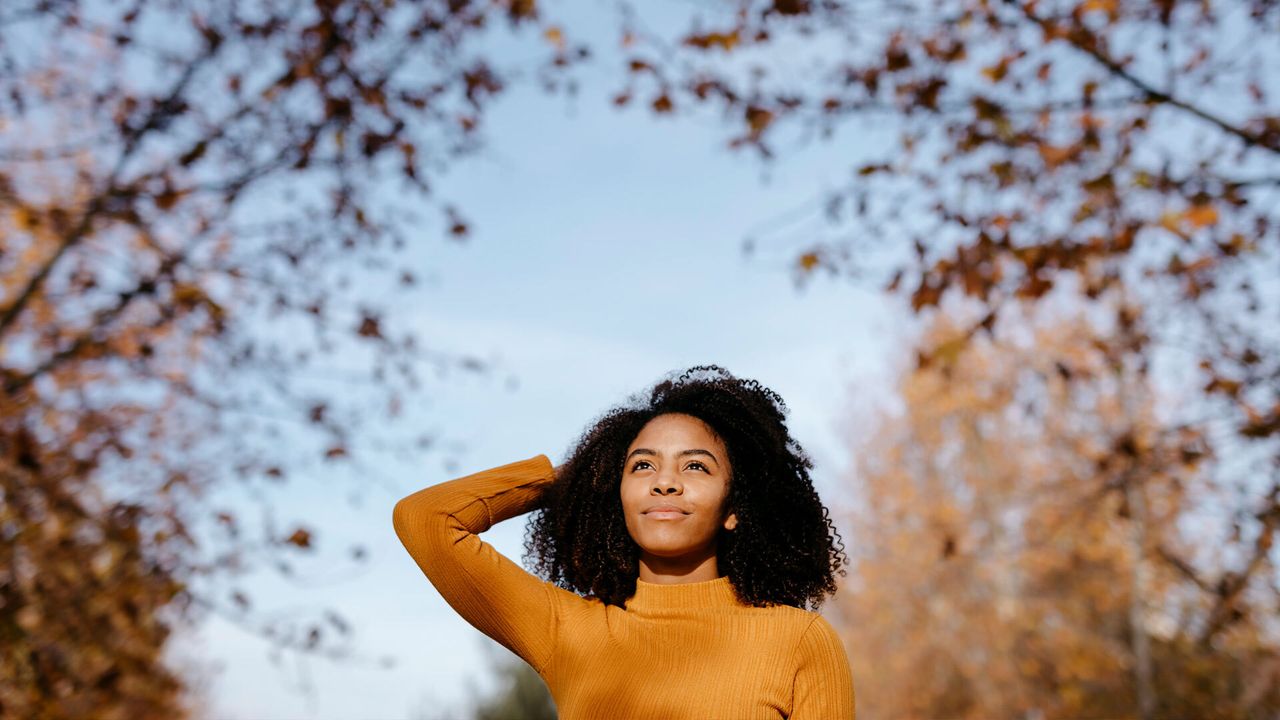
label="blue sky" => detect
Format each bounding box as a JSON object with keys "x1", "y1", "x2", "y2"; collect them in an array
[{"x1": 168, "y1": 2, "x2": 915, "y2": 718}]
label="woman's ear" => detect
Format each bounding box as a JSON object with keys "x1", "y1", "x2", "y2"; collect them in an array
[{"x1": 723, "y1": 511, "x2": 738, "y2": 531}]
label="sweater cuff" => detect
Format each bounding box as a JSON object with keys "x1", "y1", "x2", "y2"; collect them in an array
[{"x1": 464, "y1": 453, "x2": 557, "y2": 529}]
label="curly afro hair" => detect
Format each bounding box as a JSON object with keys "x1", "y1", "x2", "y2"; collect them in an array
[{"x1": 523, "y1": 364, "x2": 847, "y2": 611}]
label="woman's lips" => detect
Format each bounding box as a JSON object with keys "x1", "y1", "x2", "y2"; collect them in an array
[{"x1": 644, "y1": 510, "x2": 688, "y2": 519}]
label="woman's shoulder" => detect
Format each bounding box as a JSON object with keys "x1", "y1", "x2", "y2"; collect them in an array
[
  {"x1": 776, "y1": 604, "x2": 838, "y2": 637},
  {"x1": 752, "y1": 599, "x2": 829, "y2": 621},
  {"x1": 748, "y1": 604, "x2": 845, "y2": 650},
  {"x1": 702, "y1": 599, "x2": 837, "y2": 639}
]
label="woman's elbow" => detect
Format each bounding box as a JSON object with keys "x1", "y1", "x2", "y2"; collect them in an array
[
  {"x1": 393, "y1": 492, "x2": 458, "y2": 557},
  {"x1": 392, "y1": 495, "x2": 435, "y2": 548}
]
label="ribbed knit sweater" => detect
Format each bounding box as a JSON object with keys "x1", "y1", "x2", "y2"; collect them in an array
[{"x1": 392, "y1": 453, "x2": 856, "y2": 720}]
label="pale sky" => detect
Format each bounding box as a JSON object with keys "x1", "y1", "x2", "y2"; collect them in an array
[{"x1": 168, "y1": 2, "x2": 917, "y2": 718}]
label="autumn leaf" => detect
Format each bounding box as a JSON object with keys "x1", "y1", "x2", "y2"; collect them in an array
[
  {"x1": 1183, "y1": 204, "x2": 1218, "y2": 228},
  {"x1": 1204, "y1": 374, "x2": 1242, "y2": 396},
  {"x1": 1158, "y1": 210, "x2": 1185, "y2": 235},
  {"x1": 543, "y1": 25, "x2": 565, "y2": 51},
  {"x1": 910, "y1": 278, "x2": 944, "y2": 310},
  {"x1": 357, "y1": 314, "x2": 383, "y2": 339},
  {"x1": 1038, "y1": 143, "x2": 1076, "y2": 169},
  {"x1": 931, "y1": 334, "x2": 968, "y2": 365},
  {"x1": 682, "y1": 30, "x2": 741, "y2": 52},
  {"x1": 981, "y1": 58, "x2": 1010, "y2": 82},
  {"x1": 12, "y1": 205, "x2": 39, "y2": 230},
  {"x1": 1240, "y1": 404, "x2": 1280, "y2": 438},
  {"x1": 285, "y1": 527, "x2": 313, "y2": 549},
  {"x1": 745, "y1": 105, "x2": 774, "y2": 136},
  {"x1": 1081, "y1": 0, "x2": 1119, "y2": 17}
]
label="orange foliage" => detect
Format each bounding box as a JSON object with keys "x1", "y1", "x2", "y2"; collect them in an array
[
  {"x1": 0, "y1": 0, "x2": 584, "y2": 713},
  {"x1": 836, "y1": 303, "x2": 1280, "y2": 719}
]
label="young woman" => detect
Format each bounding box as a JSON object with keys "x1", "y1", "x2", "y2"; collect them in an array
[{"x1": 393, "y1": 365, "x2": 855, "y2": 719}]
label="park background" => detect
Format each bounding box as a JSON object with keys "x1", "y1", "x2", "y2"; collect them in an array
[{"x1": 2, "y1": 0, "x2": 1277, "y2": 718}]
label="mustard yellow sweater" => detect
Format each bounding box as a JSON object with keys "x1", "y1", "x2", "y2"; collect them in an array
[{"x1": 392, "y1": 453, "x2": 856, "y2": 720}]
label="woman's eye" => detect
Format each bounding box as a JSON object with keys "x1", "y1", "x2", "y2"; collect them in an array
[{"x1": 629, "y1": 459, "x2": 708, "y2": 471}]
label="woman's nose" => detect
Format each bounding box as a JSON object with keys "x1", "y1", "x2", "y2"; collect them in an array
[{"x1": 652, "y1": 471, "x2": 682, "y2": 494}]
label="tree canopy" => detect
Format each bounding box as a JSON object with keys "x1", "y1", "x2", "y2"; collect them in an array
[
  {"x1": 3, "y1": 0, "x2": 1276, "y2": 716},
  {"x1": 609, "y1": 0, "x2": 1278, "y2": 677},
  {"x1": 1, "y1": 0, "x2": 585, "y2": 715}
]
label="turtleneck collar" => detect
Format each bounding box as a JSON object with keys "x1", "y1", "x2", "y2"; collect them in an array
[{"x1": 625, "y1": 575, "x2": 746, "y2": 614}]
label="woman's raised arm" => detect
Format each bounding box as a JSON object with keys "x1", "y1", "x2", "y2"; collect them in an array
[{"x1": 392, "y1": 453, "x2": 561, "y2": 673}]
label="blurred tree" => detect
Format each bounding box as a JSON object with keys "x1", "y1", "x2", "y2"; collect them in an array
[
  {"x1": 468, "y1": 646, "x2": 557, "y2": 720},
  {"x1": 838, "y1": 299, "x2": 1280, "y2": 719},
  {"x1": 403, "y1": 642, "x2": 556, "y2": 720},
  {"x1": 0, "y1": 0, "x2": 588, "y2": 716},
  {"x1": 1, "y1": 424, "x2": 193, "y2": 719},
  {"x1": 609, "y1": 0, "x2": 1279, "y2": 676}
]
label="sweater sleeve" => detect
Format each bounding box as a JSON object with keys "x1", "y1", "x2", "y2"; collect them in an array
[
  {"x1": 790, "y1": 614, "x2": 856, "y2": 720},
  {"x1": 392, "y1": 453, "x2": 560, "y2": 673}
]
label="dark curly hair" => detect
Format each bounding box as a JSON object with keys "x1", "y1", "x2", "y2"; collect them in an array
[{"x1": 523, "y1": 364, "x2": 847, "y2": 611}]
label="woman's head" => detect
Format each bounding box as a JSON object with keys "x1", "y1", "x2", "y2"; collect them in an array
[
  {"x1": 619, "y1": 412, "x2": 738, "y2": 578},
  {"x1": 525, "y1": 365, "x2": 848, "y2": 610}
]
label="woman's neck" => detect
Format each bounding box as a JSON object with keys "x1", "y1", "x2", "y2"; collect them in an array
[{"x1": 637, "y1": 552, "x2": 721, "y2": 584}]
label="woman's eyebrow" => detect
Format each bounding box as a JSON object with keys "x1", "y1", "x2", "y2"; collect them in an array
[{"x1": 624, "y1": 448, "x2": 720, "y2": 465}]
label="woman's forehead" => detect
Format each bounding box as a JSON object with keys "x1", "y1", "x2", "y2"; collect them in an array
[{"x1": 634, "y1": 412, "x2": 716, "y2": 435}]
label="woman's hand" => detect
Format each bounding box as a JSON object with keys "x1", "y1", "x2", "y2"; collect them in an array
[{"x1": 538, "y1": 462, "x2": 563, "y2": 512}]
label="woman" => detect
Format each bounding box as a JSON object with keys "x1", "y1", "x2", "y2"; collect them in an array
[{"x1": 393, "y1": 365, "x2": 855, "y2": 719}]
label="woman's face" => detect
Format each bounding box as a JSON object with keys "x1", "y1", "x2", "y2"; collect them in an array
[{"x1": 619, "y1": 413, "x2": 737, "y2": 573}]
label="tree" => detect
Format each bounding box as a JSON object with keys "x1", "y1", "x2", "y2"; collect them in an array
[
  {"x1": 0, "y1": 0, "x2": 588, "y2": 714},
  {"x1": 1, "y1": 424, "x2": 194, "y2": 719},
  {"x1": 837, "y1": 298, "x2": 1280, "y2": 719},
  {"x1": 405, "y1": 642, "x2": 556, "y2": 720},
  {"x1": 468, "y1": 645, "x2": 557, "y2": 720},
  {"x1": 607, "y1": 0, "x2": 1279, "y2": 657}
]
